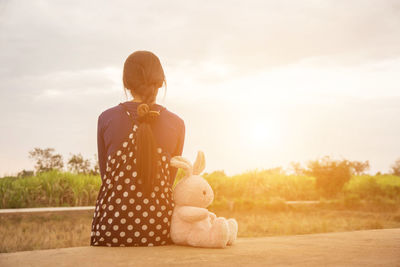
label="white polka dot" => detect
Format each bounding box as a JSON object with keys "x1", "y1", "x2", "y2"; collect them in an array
[
  {"x1": 111, "y1": 192, "x2": 115, "y2": 197},
  {"x1": 129, "y1": 198, "x2": 135, "y2": 204},
  {"x1": 132, "y1": 172, "x2": 137, "y2": 177},
  {"x1": 106, "y1": 243, "x2": 111, "y2": 247},
  {"x1": 137, "y1": 192, "x2": 142, "y2": 197},
  {"x1": 154, "y1": 186, "x2": 159, "y2": 192},
  {"x1": 126, "y1": 165, "x2": 132, "y2": 170},
  {"x1": 148, "y1": 243, "x2": 154, "y2": 247},
  {"x1": 123, "y1": 142, "x2": 128, "y2": 147},
  {"x1": 106, "y1": 179, "x2": 111, "y2": 184},
  {"x1": 155, "y1": 236, "x2": 161, "y2": 241},
  {"x1": 117, "y1": 185, "x2": 122, "y2": 191},
  {"x1": 164, "y1": 188, "x2": 168, "y2": 193},
  {"x1": 129, "y1": 133, "x2": 134, "y2": 139},
  {"x1": 106, "y1": 231, "x2": 111, "y2": 237},
  {"x1": 108, "y1": 218, "x2": 113, "y2": 224},
  {"x1": 108, "y1": 205, "x2": 114, "y2": 211},
  {"x1": 143, "y1": 198, "x2": 149, "y2": 204},
  {"x1": 134, "y1": 231, "x2": 140, "y2": 237},
  {"x1": 149, "y1": 231, "x2": 154, "y2": 237},
  {"x1": 156, "y1": 199, "x2": 160, "y2": 204},
  {"x1": 116, "y1": 163, "x2": 120, "y2": 168},
  {"x1": 128, "y1": 225, "x2": 133, "y2": 230},
  {"x1": 150, "y1": 205, "x2": 155, "y2": 211},
  {"x1": 151, "y1": 192, "x2": 155, "y2": 198},
  {"x1": 161, "y1": 241, "x2": 166, "y2": 245},
  {"x1": 157, "y1": 148, "x2": 162, "y2": 153},
  {"x1": 143, "y1": 211, "x2": 148, "y2": 217},
  {"x1": 149, "y1": 218, "x2": 155, "y2": 224},
  {"x1": 157, "y1": 212, "x2": 162, "y2": 217},
  {"x1": 141, "y1": 237, "x2": 147, "y2": 243},
  {"x1": 112, "y1": 238, "x2": 118, "y2": 243},
  {"x1": 114, "y1": 211, "x2": 120, "y2": 217},
  {"x1": 162, "y1": 229, "x2": 167, "y2": 235},
  {"x1": 102, "y1": 204, "x2": 106, "y2": 209},
  {"x1": 111, "y1": 159, "x2": 115, "y2": 164},
  {"x1": 135, "y1": 218, "x2": 141, "y2": 224},
  {"x1": 156, "y1": 224, "x2": 162, "y2": 230},
  {"x1": 127, "y1": 238, "x2": 133, "y2": 243},
  {"x1": 121, "y1": 218, "x2": 126, "y2": 224},
  {"x1": 162, "y1": 156, "x2": 166, "y2": 161},
  {"x1": 124, "y1": 178, "x2": 130, "y2": 184},
  {"x1": 117, "y1": 150, "x2": 121, "y2": 156},
  {"x1": 136, "y1": 205, "x2": 142, "y2": 211},
  {"x1": 128, "y1": 212, "x2": 134, "y2": 217},
  {"x1": 123, "y1": 192, "x2": 128, "y2": 197},
  {"x1": 119, "y1": 171, "x2": 124, "y2": 177},
  {"x1": 113, "y1": 225, "x2": 119, "y2": 231},
  {"x1": 161, "y1": 180, "x2": 165, "y2": 186},
  {"x1": 130, "y1": 185, "x2": 136, "y2": 191},
  {"x1": 120, "y1": 232, "x2": 126, "y2": 237},
  {"x1": 161, "y1": 193, "x2": 165, "y2": 199},
  {"x1": 168, "y1": 210, "x2": 172, "y2": 215},
  {"x1": 101, "y1": 225, "x2": 106, "y2": 230},
  {"x1": 142, "y1": 225, "x2": 148, "y2": 231},
  {"x1": 134, "y1": 158, "x2": 137, "y2": 164},
  {"x1": 122, "y1": 154, "x2": 126, "y2": 161},
  {"x1": 163, "y1": 217, "x2": 168, "y2": 223},
  {"x1": 116, "y1": 198, "x2": 121, "y2": 204},
  {"x1": 161, "y1": 205, "x2": 166, "y2": 210}
]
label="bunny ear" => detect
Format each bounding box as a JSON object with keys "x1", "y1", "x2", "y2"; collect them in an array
[
  {"x1": 170, "y1": 156, "x2": 193, "y2": 177},
  {"x1": 193, "y1": 151, "x2": 206, "y2": 175}
]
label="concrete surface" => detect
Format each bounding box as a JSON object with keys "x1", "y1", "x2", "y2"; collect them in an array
[{"x1": 1, "y1": 229, "x2": 399, "y2": 267}]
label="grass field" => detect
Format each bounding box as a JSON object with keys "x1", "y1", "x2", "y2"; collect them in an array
[
  {"x1": 1, "y1": 170, "x2": 399, "y2": 209},
  {"x1": 1, "y1": 207, "x2": 400, "y2": 253},
  {"x1": 1, "y1": 170, "x2": 399, "y2": 253}
]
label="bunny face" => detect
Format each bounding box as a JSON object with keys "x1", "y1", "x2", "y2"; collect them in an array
[
  {"x1": 173, "y1": 175, "x2": 214, "y2": 208},
  {"x1": 170, "y1": 151, "x2": 214, "y2": 208}
]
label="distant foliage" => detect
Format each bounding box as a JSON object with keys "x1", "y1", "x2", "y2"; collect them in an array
[
  {"x1": 28, "y1": 148, "x2": 64, "y2": 174},
  {"x1": 0, "y1": 170, "x2": 101, "y2": 208},
  {"x1": 67, "y1": 153, "x2": 91, "y2": 174},
  {"x1": 349, "y1": 160, "x2": 370, "y2": 175},
  {"x1": 391, "y1": 158, "x2": 400, "y2": 176},
  {"x1": 306, "y1": 156, "x2": 352, "y2": 197}
]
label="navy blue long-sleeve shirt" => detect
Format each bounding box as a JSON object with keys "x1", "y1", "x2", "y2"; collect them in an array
[{"x1": 97, "y1": 101, "x2": 185, "y2": 181}]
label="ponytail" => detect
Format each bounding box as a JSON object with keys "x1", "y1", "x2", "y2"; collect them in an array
[{"x1": 136, "y1": 87, "x2": 160, "y2": 195}]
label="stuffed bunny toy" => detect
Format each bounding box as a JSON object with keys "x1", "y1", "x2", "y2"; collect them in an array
[{"x1": 170, "y1": 151, "x2": 238, "y2": 248}]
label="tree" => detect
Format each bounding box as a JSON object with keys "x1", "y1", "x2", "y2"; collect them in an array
[
  {"x1": 305, "y1": 156, "x2": 352, "y2": 197},
  {"x1": 391, "y1": 158, "x2": 400, "y2": 176},
  {"x1": 29, "y1": 147, "x2": 64, "y2": 173},
  {"x1": 289, "y1": 161, "x2": 305, "y2": 176},
  {"x1": 349, "y1": 160, "x2": 370, "y2": 175},
  {"x1": 67, "y1": 153, "x2": 91, "y2": 174},
  {"x1": 90, "y1": 154, "x2": 100, "y2": 175}
]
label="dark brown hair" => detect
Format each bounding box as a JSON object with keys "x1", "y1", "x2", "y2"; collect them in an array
[{"x1": 122, "y1": 51, "x2": 166, "y2": 194}]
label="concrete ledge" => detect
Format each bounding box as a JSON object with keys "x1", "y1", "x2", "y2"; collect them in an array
[{"x1": 1, "y1": 229, "x2": 399, "y2": 267}]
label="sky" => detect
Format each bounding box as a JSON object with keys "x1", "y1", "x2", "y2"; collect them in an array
[{"x1": 1, "y1": 0, "x2": 400, "y2": 177}]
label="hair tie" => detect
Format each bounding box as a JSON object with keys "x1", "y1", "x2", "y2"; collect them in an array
[{"x1": 137, "y1": 103, "x2": 160, "y2": 124}]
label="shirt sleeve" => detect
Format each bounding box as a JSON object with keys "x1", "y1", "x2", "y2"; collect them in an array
[
  {"x1": 97, "y1": 113, "x2": 107, "y2": 180},
  {"x1": 169, "y1": 120, "x2": 185, "y2": 181}
]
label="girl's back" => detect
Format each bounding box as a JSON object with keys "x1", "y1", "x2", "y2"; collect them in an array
[{"x1": 90, "y1": 51, "x2": 185, "y2": 247}]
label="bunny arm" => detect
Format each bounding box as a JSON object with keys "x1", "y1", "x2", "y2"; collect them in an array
[{"x1": 177, "y1": 206, "x2": 209, "y2": 223}]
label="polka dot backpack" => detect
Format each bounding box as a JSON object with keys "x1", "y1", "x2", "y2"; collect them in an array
[{"x1": 90, "y1": 102, "x2": 175, "y2": 247}]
